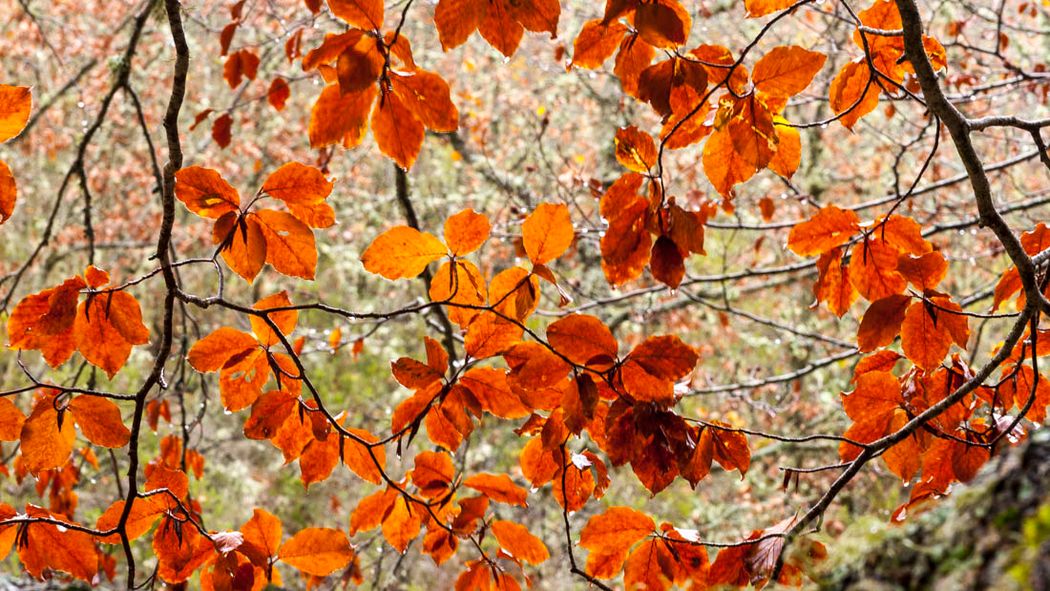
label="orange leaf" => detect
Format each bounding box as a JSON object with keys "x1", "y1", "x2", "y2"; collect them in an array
[
  {"x1": 174, "y1": 166, "x2": 240, "y2": 219},
  {"x1": 361, "y1": 225, "x2": 446, "y2": 280},
  {"x1": 546, "y1": 314, "x2": 618, "y2": 369},
  {"x1": 187, "y1": 327, "x2": 259, "y2": 372},
  {"x1": 223, "y1": 49, "x2": 259, "y2": 88},
  {"x1": 278, "y1": 527, "x2": 353, "y2": 576},
  {"x1": 572, "y1": 19, "x2": 628, "y2": 69},
  {"x1": 220, "y1": 348, "x2": 270, "y2": 412},
  {"x1": 621, "y1": 335, "x2": 698, "y2": 403},
  {"x1": 443, "y1": 208, "x2": 490, "y2": 255},
  {"x1": 392, "y1": 357, "x2": 444, "y2": 389},
  {"x1": 614, "y1": 33, "x2": 656, "y2": 97},
  {"x1": 328, "y1": 0, "x2": 384, "y2": 29},
  {"x1": 768, "y1": 116, "x2": 801, "y2": 178},
  {"x1": 460, "y1": 367, "x2": 530, "y2": 419},
  {"x1": 464, "y1": 313, "x2": 523, "y2": 359},
  {"x1": 268, "y1": 77, "x2": 290, "y2": 111},
  {"x1": 241, "y1": 508, "x2": 282, "y2": 564},
  {"x1": 250, "y1": 291, "x2": 298, "y2": 347},
  {"x1": 897, "y1": 251, "x2": 947, "y2": 291},
  {"x1": 350, "y1": 487, "x2": 397, "y2": 534},
  {"x1": 153, "y1": 517, "x2": 215, "y2": 582},
  {"x1": 504, "y1": 342, "x2": 571, "y2": 390},
  {"x1": 879, "y1": 214, "x2": 932, "y2": 255},
  {"x1": 434, "y1": 0, "x2": 486, "y2": 51},
  {"x1": 787, "y1": 205, "x2": 859, "y2": 257},
  {"x1": 624, "y1": 538, "x2": 674, "y2": 591},
  {"x1": 709, "y1": 426, "x2": 751, "y2": 476},
  {"x1": 0, "y1": 85, "x2": 32, "y2": 142},
  {"x1": 0, "y1": 159, "x2": 16, "y2": 223},
  {"x1": 841, "y1": 370, "x2": 902, "y2": 426},
  {"x1": 900, "y1": 300, "x2": 953, "y2": 370},
  {"x1": 649, "y1": 235, "x2": 685, "y2": 288},
  {"x1": 18, "y1": 507, "x2": 97, "y2": 582},
  {"x1": 213, "y1": 212, "x2": 267, "y2": 282},
  {"x1": 20, "y1": 395, "x2": 76, "y2": 474},
  {"x1": 342, "y1": 427, "x2": 385, "y2": 484},
  {"x1": 579, "y1": 506, "x2": 654, "y2": 557},
  {"x1": 372, "y1": 91, "x2": 424, "y2": 169},
  {"x1": 412, "y1": 450, "x2": 455, "y2": 500},
  {"x1": 488, "y1": 266, "x2": 539, "y2": 321},
  {"x1": 96, "y1": 497, "x2": 165, "y2": 543},
  {"x1": 478, "y1": 0, "x2": 525, "y2": 57},
  {"x1": 752, "y1": 45, "x2": 827, "y2": 99},
  {"x1": 829, "y1": 60, "x2": 880, "y2": 130},
  {"x1": 211, "y1": 113, "x2": 233, "y2": 148},
  {"x1": 74, "y1": 298, "x2": 134, "y2": 378},
  {"x1": 308, "y1": 84, "x2": 376, "y2": 149},
  {"x1": 857, "y1": 294, "x2": 911, "y2": 352},
  {"x1": 522, "y1": 202, "x2": 574, "y2": 265},
  {"x1": 69, "y1": 396, "x2": 130, "y2": 448},
  {"x1": 0, "y1": 398, "x2": 25, "y2": 441},
  {"x1": 702, "y1": 123, "x2": 758, "y2": 198},
  {"x1": 848, "y1": 237, "x2": 908, "y2": 301},
  {"x1": 254, "y1": 209, "x2": 318, "y2": 279},
  {"x1": 634, "y1": 0, "x2": 690, "y2": 49},
  {"x1": 813, "y1": 248, "x2": 857, "y2": 317},
  {"x1": 462, "y1": 473, "x2": 528, "y2": 506},
  {"x1": 299, "y1": 432, "x2": 341, "y2": 487},
  {"x1": 744, "y1": 0, "x2": 795, "y2": 17},
  {"x1": 382, "y1": 496, "x2": 422, "y2": 553},
  {"x1": 261, "y1": 162, "x2": 333, "y2": 206},
  {"x1": 614, "y1": 126, "x2": 658, "y2": 173},
  {"x1": 391, "y1": 70, "x2": 459, "y2": 132},
  {"x1": 490, "y1": 520, "x2": 549, "y2": 564},
  {"x1": 430, "y1": 260, "x2": 487, "y2": 326}
]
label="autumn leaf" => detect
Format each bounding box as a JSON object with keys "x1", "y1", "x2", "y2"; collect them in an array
[
  {"x1": 278, "y1": 527, "x2": 353, "y2": 576},
  {"x1": 328, "y1": 0, "x2": 384, "y2": 29},
  {"x1": 546, "y1": 314, "x2": 618, "y2": 369},
  {"x1": 240, "y1": 508, "x2": 282, "y2": 566},
  {"x1": 614, "y1": 126, "x2": 658, "y2": 173},
  {"x1": 391, "y1": 70, "x2": 459, "y2": 132},
  {"x1": 744, "y1": 0, "x2": 796, "y2": 17},
  {"x1": 752, "y1": 46, "x2": 827, "y2": 100},
  {"x1": 572, "y1": 20, "x2": 628, "y2": 69},
  {"x1": 857, "y1": 294, "x2": 911, "y2": 351},
  {"x1": 579, "y1": 506, "x2": 655, "y2": 556},
  {"x1": 187, "y1": 326, "x2": 259, "y2": 372},
  {"x1": 462, "y1": 472, "x2": 529, "y2": 506},
  {"x1": 253, "y1": 209, "x2": 318, "y2": 279},
  {"x1": 0, "y1": 398, "x2": 25, "y2": 441},
  {"x1": 522, "y1": 203, "x2": 574, "y2": 265},
  {"x1": 361, "y1": 225, "x2": 447, "y2": 279},
  {"x1": 20, "y1": 394, "x2": 76, "y2": 474},
  {"x1": 490, "y1": 520, "x2": 549, "y2": 564},
  {"x1": 372, "y1": 91, "x2": 425, "y2": 169},
  {"x1": 444, "y1": 208, "x2": 491, "y2": 255},
  {"x1": 788, "y1": 205, "x2": 860, "y2": 257},
  {"x1": 213, "y1": 212, "x2": 266, "y2": 282},
  {"x1": 261, "y1": 162, "x2": 333, "y2": 206},
  {"x1": 174, "y1": 166, "x2": 241, "y2": 219},
  {"x1": 18, "y1": 506, "x2": 98, "y2": 582},
  {"x1": 829, "y1": 60, "x2": 880, "y2": 130},
  {"x1": 0, "y1": 85, "x2": 32, "y2": 142},
  {"x1": 69, "y1": 396, "x2": 130, "y2": 448},
  {"x1": 382, "y1": 496, "x2": 422, "y2": 553},
  {"x1": 634, "y1": 0, "x2": 690, "y2": 49}
]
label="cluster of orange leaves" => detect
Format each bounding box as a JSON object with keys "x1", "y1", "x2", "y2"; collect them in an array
[
  {"x1": 4, "y1": 0, "x2": 1047, "y2": 589},
  {"x1": 789, "y1": 206, "x2": 1050, "y2": 518}
]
